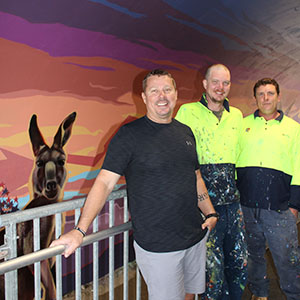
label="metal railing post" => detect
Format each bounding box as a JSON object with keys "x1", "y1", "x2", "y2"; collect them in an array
[
  {"x1": 93, "y1": 216, "x2": 99, "y2": 300},
  {"x1": 33, "y1": 218, "x2": 41, "y2": 300},
  {"x1": 123, "y1": 196, "x2": 129, "y2": 300},
  {"x1": 136, "y1": 265, "x2": 141, "y2": 300},
  {"x1": 55, "y1": 212, "x2": 63, "y2": 300},
  {"x1": 75, "y1": 208, "x2": 82, "y2": 300},
  {"x1": 109, "y1": 200, "x2": 115, "y2": 300},
  {"x1": 4, "y1": 223, "x2": 18, "y2": 300}
]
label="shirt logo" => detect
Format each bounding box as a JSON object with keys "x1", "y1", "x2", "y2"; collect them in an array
[
  {"x1": 186, "y1": 141, "x2": 193, "y2": 146},
  {"x1": 245, "y1": 128, "x2": 250, "y2": 132}
]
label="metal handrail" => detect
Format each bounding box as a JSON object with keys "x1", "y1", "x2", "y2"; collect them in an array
[
  {"x1": 0, "y1": 189, "x2": 126, "y2": 226},
  {"x1": 0, "y1": 221, "x2": 132, "y2": 274},
  {"x1": 0, "y1": 188, "x2": 134, "y2": 300}
]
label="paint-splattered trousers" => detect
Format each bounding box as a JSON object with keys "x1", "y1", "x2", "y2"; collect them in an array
[
  {"x1": 201, "y1": 202, "x2": 248, "y2": 300},
  {"x1": 242, "y1": 206, "x2": 300, "y2": 300}
]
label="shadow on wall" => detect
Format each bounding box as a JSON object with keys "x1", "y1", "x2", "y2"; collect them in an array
[{"x1": 78, "y1": 69, "x2": 149, "y2": 195}]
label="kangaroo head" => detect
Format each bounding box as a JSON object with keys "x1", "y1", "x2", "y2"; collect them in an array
[{"x1": 29, "y1": 112, "x2": 76, "y2": 201}]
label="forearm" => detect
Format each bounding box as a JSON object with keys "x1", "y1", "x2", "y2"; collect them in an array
[
  {"x1": 77, "y1": 181, "x2": 110, "y2": 231},
  {"x1": 197, "y1": 192, "x2": 216, "y2": 216},
  {"x1": 50, "y1": 169, "x2": 120, "y2": 257},
  {"x1": 77, "y1": 169, "x2": 119, "y2": 231},
  {"x1": 196, "y1": 170, "x2": 218, "y2": 230},
  {"x1": 196, "y1": 170, "x2": 216, "y2": 216}
]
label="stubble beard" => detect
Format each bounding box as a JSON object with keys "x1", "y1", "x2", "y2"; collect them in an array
[{"x1": 207, "y1": 93, "x2": 225, "y2": 104}]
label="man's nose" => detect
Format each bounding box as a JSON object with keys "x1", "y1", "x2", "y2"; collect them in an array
[
  {"x1": 158, "y1": 90, "x2": 166, "y2": 97},
  {"x1": 216, "y1": 82, "x2": 224, "y2": 89}
]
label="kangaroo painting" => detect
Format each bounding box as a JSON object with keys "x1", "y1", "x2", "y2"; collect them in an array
[{"x1": 0, "y1": 112, "x2": 76, "y2": 300}]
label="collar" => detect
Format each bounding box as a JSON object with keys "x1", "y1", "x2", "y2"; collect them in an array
[
  {"x1": 200, "y1": 93, "x2": 230, "y2": 112},
  {"x1": 254, "y1": 109, "x2": 283, "y2": 122}
]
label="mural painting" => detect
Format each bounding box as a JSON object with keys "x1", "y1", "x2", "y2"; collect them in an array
[
  {"x1": 1, "y1": 0, "x2": 300, "y2": 297},
  {"x1": 1, "y1": 112, "x2": 76, "y2": 299}
]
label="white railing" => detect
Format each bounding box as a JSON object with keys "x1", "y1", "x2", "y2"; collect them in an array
[{"x1": 0, "y1": 189, "x2": 142, "y2": 300}]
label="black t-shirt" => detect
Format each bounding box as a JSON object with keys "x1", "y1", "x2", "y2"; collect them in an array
[{"x1": 102, "y1": 116, "x2": 206, "y2": 252}]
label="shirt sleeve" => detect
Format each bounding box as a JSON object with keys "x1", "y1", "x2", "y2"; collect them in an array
[
  {"x1": 289, "y1": 126, "x2": 300, "y2": 210},
  {"x1": 101, "y1": 125, "x2": 135, "y2": 176}
]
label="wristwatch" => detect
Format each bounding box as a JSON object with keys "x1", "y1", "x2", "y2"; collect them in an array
[
  {"x1": 205, "y1": 212, "x2": 220, "y2": 221},
  {"x1": 74, "y1": 226, "x2": 87, "y2": 237}
]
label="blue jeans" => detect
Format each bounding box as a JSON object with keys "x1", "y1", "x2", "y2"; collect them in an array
[
  {"x1": 202, "y1": 202, "x2": 248, "y2": 300},
  {"x1": 242, "y1": 206, "x2": 300, "y2": 300}
]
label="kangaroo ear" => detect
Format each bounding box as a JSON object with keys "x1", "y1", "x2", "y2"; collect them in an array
[
  {"x1": 29, "y1": 115, "x2": 47, "y2": 157},
  {"x1": 52, "y1": 112, "x2": 76, "y2": 149}
]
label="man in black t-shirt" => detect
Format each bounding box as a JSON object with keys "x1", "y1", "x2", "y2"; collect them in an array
[{"x1": 51, "y1": 69, "x2": 218, "y2": 300}]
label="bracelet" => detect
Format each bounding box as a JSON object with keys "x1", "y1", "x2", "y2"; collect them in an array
[
  {"x1": 74, "y1": 226, "x2": 86, "y2": 237},
  {"x1": 205, "y1": 212, "x2": 220, "y2": 220}
]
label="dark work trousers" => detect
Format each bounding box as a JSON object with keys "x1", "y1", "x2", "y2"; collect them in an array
[
  {"x1": 242, "y1": 206, "x2": 300, "y2": 300},
  {"x1": 202, "y1": 202, "x2": 248, "y2": 300}
]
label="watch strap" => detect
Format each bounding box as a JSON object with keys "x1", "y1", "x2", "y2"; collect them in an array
[
  {"x1": 205, "y1": 212, "x2": 219, "y2": 220},
  {"x1": 74, "y1": 226, "x2": 86, "y2": 237}
]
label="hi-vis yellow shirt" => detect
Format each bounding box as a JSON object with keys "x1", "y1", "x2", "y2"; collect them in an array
[
  {"x1": 236, "y1": 110, "x2": 300, "y2": 211},
  {"x1": 237, "y1": 111, "x2": 300, "y2": 175},
  {"x1": 176, "y1": 97, "x2": 243, "y2": 165},
  {"x1": 175, "y1": 95, "x2": 243, "y2": 206}
]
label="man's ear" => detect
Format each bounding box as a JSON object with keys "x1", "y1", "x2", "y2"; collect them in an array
[
  {"x1": 278, "y1": 94, "x2": 281, "y2": 103},
  {"x1": 203, "y1": 79, "x2": 207, "y2": 90},
  {"x1": 253, "y1": 96, "x2": 258, "y2": 106},
  {"x1": 141, "y1": 92, "x2": 147, "y2": 104}
]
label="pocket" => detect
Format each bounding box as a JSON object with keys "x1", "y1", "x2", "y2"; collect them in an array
[{"x1": 275, "y1": 209, "x2": 297, "y2": 227}]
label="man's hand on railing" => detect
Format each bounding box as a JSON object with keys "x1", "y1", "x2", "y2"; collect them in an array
[{"x1": 50, "y1": 229, "x2": 84, "y2": 258}]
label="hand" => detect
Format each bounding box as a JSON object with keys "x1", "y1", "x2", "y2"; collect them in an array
[
  {"x1": 50, "y1": 229, "x2": 84, "y2": 258},
  {"x1": 202, "y1": 216, "x2": 217, "y2": 231},
  {"x1": 289, "y1": 207, "x2": 299, "y2": 219}
]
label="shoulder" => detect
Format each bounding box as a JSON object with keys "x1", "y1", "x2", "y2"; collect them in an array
[
  {"x1": 282, "y1": 115, "x2": 300, "y2": 135},
  {"x1": 243, "y1": 113, "x2": 255, "y2": 122},
  {"x1": 239, "y1": 113, "x2": 255, "y2": 129},
  {"x1": 172, "y1": 119, "x2": 195, "y2": 135},
  {"x1": 123, "y1": 116, "x2": 145, "y2": 128},
  {"x1": 177, "y1": 101, "x2": 202, "y2": 113},
  {"x1": 176, "y1": 102, "x2": 206, "y2": 124},
  {"x1": 282, "y1": 115, "x2": 300, "y2": 127},
  {"x1": 173, "y1": 118, "x2": 191, "y2": 129},
  {"x1": 111, "y1": 117, "x2": 146, "y2": 142},
  {"x1": 172, "y1": 118, "x2": 190, "y2": 130},
  {"x1": 229, "y1": 106, "x2": 243, "y2": 117},
  {"x1": 119, "y1": 117, "x2": 146, "y2": 133}
]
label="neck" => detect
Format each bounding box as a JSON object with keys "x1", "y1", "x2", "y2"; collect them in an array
[
  {"x1": 207, "y1": 99, "x2": 224, "y2": 112},
  {"x1": 259, "y1": 110, "x2": 280, "y2": 121},
  {"x1": 146, "y1": 114, "x2": 172, "y2": 124},
  {"x1": 205, "y1": 94, "x2": 224, "y2": 112}
]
